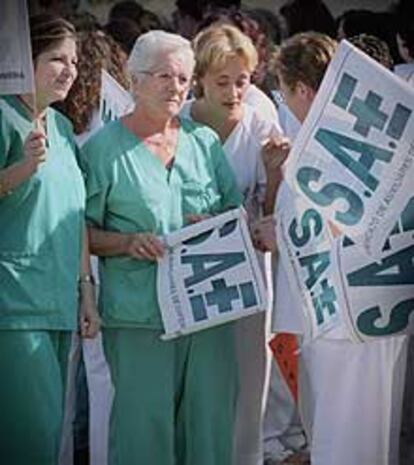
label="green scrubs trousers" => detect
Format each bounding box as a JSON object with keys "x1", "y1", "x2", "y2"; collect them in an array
[
  {"x1": 0, "y1": 330, "x2": 71, "y2": 465},
  {"x1": 103, "y1": 324, "x2": 238, "y2": 465}
]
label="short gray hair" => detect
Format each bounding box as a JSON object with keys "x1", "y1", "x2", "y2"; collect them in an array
[{"x1": 128, "y1": 30, "x2": 195, "y2": 76}]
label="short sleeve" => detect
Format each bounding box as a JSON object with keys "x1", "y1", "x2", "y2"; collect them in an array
[{"x1": 81, "y1": 139, "x2": 111, "y2": 228}]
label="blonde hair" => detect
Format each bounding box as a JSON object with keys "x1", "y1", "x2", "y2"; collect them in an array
[{"x1": 192, "y1": 24, "x2": 258, "y2": 97}]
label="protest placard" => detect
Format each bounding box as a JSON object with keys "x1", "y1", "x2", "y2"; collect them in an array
[
  {"x1": 276, "y1": 183, "x2": 342, "y2": 341},
  {"x1": 333, "y1": 197, "x2": 414, "y2": 342},
  {"x1": 0, "y1": 0, "x2": 34, "y2": 95},
  {"x1": 157, "y1": 208, "x2": 267, "y2": 340},
  {"x1": 285, "y1": 40, "x2": 414, "y2": 256}
]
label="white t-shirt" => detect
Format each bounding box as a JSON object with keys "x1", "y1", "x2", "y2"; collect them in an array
[{"x1": 181, "y1": 101, "x2": 282, "y2": 221}]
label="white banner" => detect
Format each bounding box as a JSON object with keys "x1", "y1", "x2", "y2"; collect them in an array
[
  {"x1": 333, "y1": 197, "x2": 414, "y2": 342},
  {"x1": 157, "y1": 208, "x2": 267, "y2": 340},
  {"x1": 276, "y1": 183, "x2": 342, "y2": 341},
  {"x1": 0, "y1": 0, "x2": 34, "y2": 95},
  {"x1": 285, "y1": 40, "x2": 414, "y2": 256},
  {"x1": 98, "y1": 69, "x2": 133, "y2": 127}
]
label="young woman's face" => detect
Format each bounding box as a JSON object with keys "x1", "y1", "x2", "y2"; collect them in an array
[
  {"x1": 34, "y1": 37, "x2": 78, "y2": 108},
  {"x1": 199, "y1": 55, "x2": 251, "y2": 118}
]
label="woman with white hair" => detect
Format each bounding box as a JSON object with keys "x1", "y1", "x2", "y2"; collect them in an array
[{"x1": 81, "y1": 30, "x2": 242, "y2": 465}]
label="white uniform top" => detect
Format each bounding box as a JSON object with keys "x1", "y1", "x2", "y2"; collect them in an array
[
  {"x1": 244, "y1": 84, "x2": 280, "y2": 123},
  {"x1": 181, "y1": 101, "x2": 282, "y2": 220}
]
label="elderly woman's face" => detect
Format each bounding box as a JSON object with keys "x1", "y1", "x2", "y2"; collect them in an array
[
  {"x1": 199, "y1": 55, "x2": 251, "y2": 118},
  {"x1": 133, "y1": 53, "x2": 193, "y2": 118}
]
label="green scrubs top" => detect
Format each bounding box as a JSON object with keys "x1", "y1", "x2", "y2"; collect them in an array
[
  {"x1": 82, "y1": 118, "x2": 242, "y2": 329},
  {"x1": 0, "y1": 96, "x2": 85, "y2": 330}
]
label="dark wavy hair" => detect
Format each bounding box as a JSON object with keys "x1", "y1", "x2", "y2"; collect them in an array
[
  {"x1": 57, "y1": 30, "x2": 130, "y2": 134},
  {"x1": 348, "y1": 34, "x2": 393, "y2": 70}
]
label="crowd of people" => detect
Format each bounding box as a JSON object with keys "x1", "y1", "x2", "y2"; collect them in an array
[{"x1": 1, "y1": 0, "x2": 414, "y2": 465}]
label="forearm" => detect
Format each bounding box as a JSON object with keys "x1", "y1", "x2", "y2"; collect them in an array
[
  {"x1": 88, "y1": 226, "x2": 130, "y2": 257},
  {"x1": 0, "y1": 161, "x2": 36, "y2": 196},
  {"x1": 263, "y1": 170, "x2": 283, "y2": 216},
  {"x1": 80, "y1": 228, "x2": 93, "y2": 275}
]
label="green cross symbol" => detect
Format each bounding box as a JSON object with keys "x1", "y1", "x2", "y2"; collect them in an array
[
  {"x1": 349, "y1": 91, "x2": 388, "y2": 137},
  {"x1": 205, "y1": 279, "x2": 240, "y2": 313}
]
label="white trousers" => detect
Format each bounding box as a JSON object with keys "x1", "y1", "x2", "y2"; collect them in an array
[
  {"x1": 59, "y1": 332, "x2": 113, "y2": 465},
  {"x1": 299, "y1": 336, "x2": 408, "y2": 465},
  {"x1": 233, "y1": 311, "x2": 272, "y2": 465},
  {"x1": 233, "y1": 253, "x2": 273, "y2": 465},
  {"x1": 83, "y1": 332, "x2": 114, "y2": 465},
  {"x1": 400, "y1": 336, "x2": 414, "y2": 463},
  {"x1": 59, "y1": 332, "x2": 80, "y2": 465},
  {"x1": 263, "y1": 361, "x2": 307, "y2": 461}
]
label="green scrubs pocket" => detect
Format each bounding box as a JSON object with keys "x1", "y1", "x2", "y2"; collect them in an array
[{"x1": 0, "y1": 252, "x2": 57, "y2": 313}]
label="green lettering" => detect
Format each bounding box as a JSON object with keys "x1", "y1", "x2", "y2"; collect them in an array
[
  {"x1": 288, "y1": 208, "x2": 323, "y2": 247},
  {"x1": 312, "y1": 278, "x2": 338, "y2": 325},
  {"x1": 357, "y1": 298, "x2": 414, "y2": 336},
  {"x1": 315, "y1": 128, "x2": 393, "y2": 191},
  {"x1": 297, "y1": 167, "x2": 364, "y2": 225},
  {"x1": 347, "y1": 244, "x2": 414, "y2": 287},
  {"x1": 299, "y1": 251, "x2": 330, "y2": 290},
  {"x1": 182, "y1": 252, "x2": 245, "y2": 287}
]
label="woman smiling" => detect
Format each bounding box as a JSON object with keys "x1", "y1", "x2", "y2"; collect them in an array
[{"x1": 0, "y1": 13, "x2": 99, "y2": 465}]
